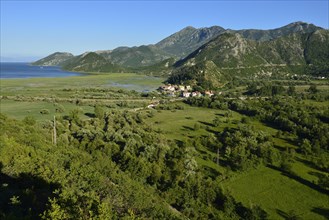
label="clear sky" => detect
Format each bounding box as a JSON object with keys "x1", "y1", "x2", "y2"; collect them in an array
[{"x1": 1, "y1": 0, "x2": 328, "y2": 61}]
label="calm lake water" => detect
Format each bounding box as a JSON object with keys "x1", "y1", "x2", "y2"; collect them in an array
[{"x1": 0, "y1": 62, "x2": 82, "y2": 79}]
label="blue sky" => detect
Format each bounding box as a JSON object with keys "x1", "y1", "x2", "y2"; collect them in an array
[{"x1": 1, "y1": 0, "x2": 328, "y2": 61}]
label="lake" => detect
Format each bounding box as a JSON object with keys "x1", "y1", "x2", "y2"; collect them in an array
[
  {"x1": 0, "y1": 62, "x2": 164, "y2": 92},
  {"x1": 0, "y1": 62, "x2": 82, "y2": 79}
]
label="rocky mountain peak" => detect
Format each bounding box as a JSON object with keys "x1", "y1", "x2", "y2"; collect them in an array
[{"x1": 155, "y1": 25, "x2": 226, "y2": 57}]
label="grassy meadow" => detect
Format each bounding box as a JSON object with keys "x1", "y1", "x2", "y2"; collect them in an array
[
  {"x1": 0, "y1": 99, "x2": 95, "y2": 121},
  {"x1": 0, "y1": 72, "x2": 165, "y2": 119},
  {"x1": 0, "y1": 72, "x2": 165, "y2": 96},
  {"x1": 223, "y1": 166, "x2": 328, "y2": 220}
]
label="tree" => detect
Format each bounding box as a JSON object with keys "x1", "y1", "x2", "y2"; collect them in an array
[
  {"x1": 308, "y1": 84, "x2": 318, "y2": 94},
  {"x1": 23, "y1": 115, "x2": 36, "y2": 126},
  {"x1": 280, "y1": 150, "x2": 294, "y2": 174},
  {"x1": 317, "y1": 174, "x2": 329, "y2": 190},
  {"x1": 40, "y1": 109, "x2": 50, "y2": 115},
  {"x1": 240, "y1": 117, "x2": 249, "y2": 124},
  {"x1": 94, "y1": 105, "x2": 105, "y2": 120},
  {"x1": 194, "y1": 123, "x2": 200, "y2": 131},
  {"x1": 287, "y1": 86, "x2": 296, "y2": 96},
  {"x1": 69, "y1": 108, "x2": 83, "y2": 123},
  {"x1": 246, "y1": 83, "x2": 258, "y2": 95},
  {"x1": 245, "y1": 204, "x2": 268, "y2": 220},
  {"x1": 300, "y1": 139, "x2": 312, "y2": 155},
  {"x1": 213, "y1": 117, "x2": 221, "y2": 127},
  {"x1": 55, "y1": 104, "x2": 65, "y2": 113},
  {"x1": 272, "y1": 85, "x2": 286, "y2": 96}
]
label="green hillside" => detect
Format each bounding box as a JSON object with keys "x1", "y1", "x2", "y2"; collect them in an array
[
  {"x1": 168, "y1": 30, "x2": 329, "y2": 89},
  {"x1": 62, "y1": 52, "x2": 125, "y2": 73}
]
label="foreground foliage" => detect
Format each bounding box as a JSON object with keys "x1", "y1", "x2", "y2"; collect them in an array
[{"x1": 0, "y1": 109, "x2": 266, "y2": 219}]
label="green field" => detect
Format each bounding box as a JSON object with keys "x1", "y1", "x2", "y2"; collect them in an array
[
  {"x1": 146, "y1": 103, "x2": 247, "y2": 140},
  {"x1": 0, "y1": 72, "x2": 165, "y2": 96},
  {"x1": 0, "y1": 73, "x2": 165, "y2": 119},
  {"x1": 0, "y1": 99, "x2": 95, "y2": 121},
  {"x1": 223, "y1": 166, "x2": 328, "y2": 220}
]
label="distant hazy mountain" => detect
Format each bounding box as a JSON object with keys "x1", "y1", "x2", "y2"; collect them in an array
[
  {"x1": 32, "y1": 52, "x2": 74, "y2": 66},
  {"x1": 1, "y1": 56, "x2": 43, "y2": 62},
  {"x1": 167, "y1": 29, "x2": 329, "y2": 88},
  {"x1": 1, "y1": 57, "x2": 18, "y2": 62},
  {"x1": 33, "y1": 22, "x2": 326, "y2": 78}
]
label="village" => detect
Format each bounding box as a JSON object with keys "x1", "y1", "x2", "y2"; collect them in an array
[{"x1": 157, "y1": 84, "x2": 218, "y2": 98}]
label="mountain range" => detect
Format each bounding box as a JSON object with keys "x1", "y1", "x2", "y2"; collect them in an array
[{"x1": 33, "y1": 22, "x2": 329, "y2": 89}]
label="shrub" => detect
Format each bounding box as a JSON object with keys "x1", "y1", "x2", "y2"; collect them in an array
[
  {"x1": 55, "y1": 104, "x2": 65, "y2": 113},
  {"x1": 194, "y1": 123, "x2": 200, "y2": 131},
  {"x1": 40, "y1": 109, "x2": 50, "y2": 115}
]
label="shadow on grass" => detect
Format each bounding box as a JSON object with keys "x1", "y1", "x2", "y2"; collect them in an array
[
  {"x1": 308, "y1": 171, "x2": 327, "y2": 180},
  {"x1": 196, "y1": 145, "x2": 230, "y2": 168},
  {"x1": 182, "y1": 125, "x2": 194, "y2": 131},
  {"x1": 295, "y1": 157, "x2": 326, "y2": 172},
  {"x1": 295, "y1": 157, "x2": 314, "y2": 167},
  {"x1": 261, "y1": 120, "x2": 287, "y2": 131},
  {"x1": 218, "y1": 158, "x2": 230, "y2": 167},
  {"x1": 276, "y1": 209, "x2": 302, "y2": 220},
  {"x1": 276, "y1": 136, "x2": 299, "y2": 147},
  {"x1": 201, "y1": 128, "x2": 221, "y2": 137},
  {"x1": 203, "y1": 166, "x2": 220, "y2": 179},
  {"x1": 273, "y1": 144, "x2": 287, "y2": 151},
  {"x1": 0, "y1": 166, "x2": 59, "y2": 219},
  {"x1": 311, "y1": 207, "x2": 329, "y2": 219},
  {"x1": 174, "y1": 139, "x2": 185, "y2": 147},
  {"x1": 85, "y1": 112, "x2": 95, "y2": 118},
  {"x1": 198, "y1": 121, "x2": 214, "y2": 127},
  {"x1": 260, "y1": 121, "x2": 298, "y2": 142},
  {"x1": 267, "y1": 165, "x2": 329, "y2": 195}
]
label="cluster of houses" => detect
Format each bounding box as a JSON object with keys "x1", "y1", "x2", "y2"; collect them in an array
[{"x1": 157, "y1": 84, "x2": 216, "y2": 98}]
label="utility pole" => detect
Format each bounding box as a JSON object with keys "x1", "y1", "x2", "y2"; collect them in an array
[
  {"x1": 217, "y1": 148, "x2": 219, "y2": 165},
  {"x1": 53, "y1": 115, "x2": 57, "y2": 146}
]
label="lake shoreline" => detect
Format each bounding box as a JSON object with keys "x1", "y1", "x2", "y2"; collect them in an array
[{"x1": 0, "y1": 62, "x2": 83, "y2": 79}]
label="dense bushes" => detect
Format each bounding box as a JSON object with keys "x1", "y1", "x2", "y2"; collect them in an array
[
  {"x1": 219, "y1": 126, "x2": 274, "y2": 170},
  {"x1": 185, "y1": 93, "x2": 329, "y2": 173}
]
